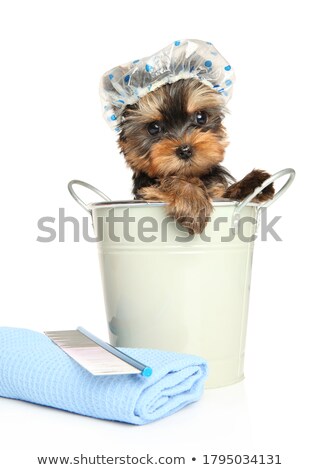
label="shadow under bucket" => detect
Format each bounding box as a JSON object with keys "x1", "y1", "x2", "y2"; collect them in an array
[{"x1": 69, "y1": 168, "x2": 295, "y2": 388}]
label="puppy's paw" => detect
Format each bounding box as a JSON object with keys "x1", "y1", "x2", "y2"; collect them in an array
[
  {"x1": 174, "y1": 205, "x2": 211, "y2": 235},
  {"x1": 164, "y1": 177, "x2": 213, "y2": 234},
  {"x1": 223, "y1": 169, "x2": 275, "y2": 203},
  {"x1": 137, "y1": 186, "x2": 166, "y2": 201},
  {"x1": 137, "y1": 178, "x2": 213, "y2": 234}
]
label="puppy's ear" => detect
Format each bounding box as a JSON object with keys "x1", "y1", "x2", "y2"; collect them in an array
[
  {"x1": 117, "y1": 105, "x2": 135, "y2": 142},
  {"x1": 122, "y1": 104, "x2": 136, "y2": 114}
]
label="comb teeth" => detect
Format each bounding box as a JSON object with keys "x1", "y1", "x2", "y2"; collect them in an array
[{"x1": 45, "y1": 330, "x2": 141, "y2": 376}]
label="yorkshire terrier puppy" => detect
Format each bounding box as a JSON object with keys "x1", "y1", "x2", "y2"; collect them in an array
[{"x1": 118, "y1": 78, "x2": 274, "y2": 234}]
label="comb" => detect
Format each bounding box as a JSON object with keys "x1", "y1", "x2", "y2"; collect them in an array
[{"x1": 44, "y1": 327, "x2": 152, "y2": 377}]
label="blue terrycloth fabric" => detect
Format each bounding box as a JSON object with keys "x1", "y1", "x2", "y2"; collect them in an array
[{"x1": 0, "y1": 328, "x2": 208, "y2": 425}]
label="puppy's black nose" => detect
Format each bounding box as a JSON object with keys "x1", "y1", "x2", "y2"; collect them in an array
[{"x1": 176, "y1": 145, "x2": 193, "y2": 160}]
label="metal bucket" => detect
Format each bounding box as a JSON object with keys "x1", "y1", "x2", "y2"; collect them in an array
[{"x1": 69, "y1": 169, "x2": 295, "y2": 388}]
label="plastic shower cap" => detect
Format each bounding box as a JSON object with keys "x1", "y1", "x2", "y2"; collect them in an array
[{"x1": 100, "y1": 39, "x2": 235, "y2": 131}]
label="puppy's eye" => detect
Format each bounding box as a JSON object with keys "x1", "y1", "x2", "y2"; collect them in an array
[
  {"x1": 195, "y1": 111, "x2": 208, "y2": 125},
  {"x1": 147, "y1": 122, "x2": 162, "y2": 136}
]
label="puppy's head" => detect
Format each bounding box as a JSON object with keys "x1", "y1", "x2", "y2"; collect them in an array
[{"x1": 118, "y1": 78, "x2": 228, "y2": 178}]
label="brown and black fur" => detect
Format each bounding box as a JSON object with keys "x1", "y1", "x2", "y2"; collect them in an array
[{"x1": 118, "y1": 78, "x2": 274, "y2": 234}]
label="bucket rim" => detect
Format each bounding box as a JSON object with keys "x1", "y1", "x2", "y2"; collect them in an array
[
  {"x1": 88, "y1": 198, "x2": 260, "y2": 210},
  {"x1": 69, "y1": 169, "x2": 295, "y2": 214}
]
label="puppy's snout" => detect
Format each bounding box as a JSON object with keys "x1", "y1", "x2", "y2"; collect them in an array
[{"x1": 176, "y1": 145, "x2": 193, "y2": 160}]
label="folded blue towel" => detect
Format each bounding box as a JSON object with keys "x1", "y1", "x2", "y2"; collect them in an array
[{"x1": 0, "y1": 328, "x2": 208, "y2": 425}]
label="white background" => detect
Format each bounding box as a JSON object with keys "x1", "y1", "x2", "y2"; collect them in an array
[{"x1": 0, "y1": 0, "x2": 319, "y2": 468}]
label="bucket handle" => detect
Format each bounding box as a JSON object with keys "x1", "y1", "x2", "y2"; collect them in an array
[
  {"x1": 68, "y1": 168, "x2": 295, "y2": 220},
  {"x1": 231, "y1": 168, "x2": 296, "y2": 228},
  {"x1": 68, "y1": 180, "x2": 111, "y2": 214}
]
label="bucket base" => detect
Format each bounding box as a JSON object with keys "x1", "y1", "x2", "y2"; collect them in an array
[{"x1": 205, "y1": 374, "x2": 244, "y2": 390}]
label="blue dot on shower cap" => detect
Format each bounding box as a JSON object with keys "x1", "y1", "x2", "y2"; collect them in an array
[
  {"x1": 109, "y1": 74, "x2": 114, "y2": 80},
  {"x1": 132, "y1": 59, "x2": 140, "y2": 64},
  {"x1": 224, "y1": 65, "x2": 232, "y2": 71},
  {"x1": 117, "y1": 99, "x2": 125, "y2": 104},
  {"x1": 204, "y1": 60, "x2": 212, "y2": 68},
  {"x1": 174, "y1": 40, "x2": 181, "y2": 46},
  {"x1": 225, "y1": 79, "x2": 232, "y2": 86},
  {"x1": 110, "y1": 114, "x2": 117, "y2": 121},
  {"x1": 124, "y1": 74, "x2": 130, "y2": 84},
  {"x1": 145, "y1": 64, "x2": 153, "y2": 72}
]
